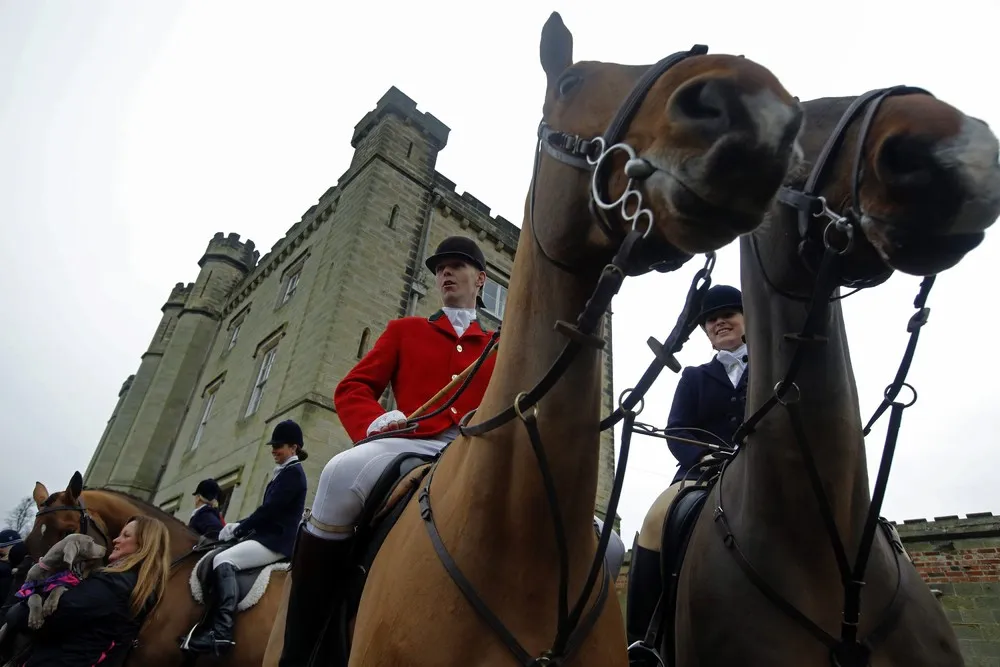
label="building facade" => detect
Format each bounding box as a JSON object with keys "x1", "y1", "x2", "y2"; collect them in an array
[{"x1": 84, "y1": 86, "x2": 619, "y2": 526}]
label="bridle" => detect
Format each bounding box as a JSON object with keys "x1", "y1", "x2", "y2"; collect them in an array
[
  {"x1": 714, "y1": 85, "x2": 939, "y2": 667},
  {"x1": 753, "y1": 85, "x2": 933, "y2": 302},
  {"x1": 33, "y1": 496, "x2": 112, "y2": 552},
  {"x1": 359, "y1": 43, "x2": 727, "y2": 666}
]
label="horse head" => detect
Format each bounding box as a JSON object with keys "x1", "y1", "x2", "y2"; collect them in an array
[
  {"x1": 24, "y1": 471, "x2": 112, "y2": 560},
  {"x1": 762, "y1": 88, "x2": 1000, "y2": 290},
  {"x1": 531, "y1": 12, "x2": 804, "y2": 276}
]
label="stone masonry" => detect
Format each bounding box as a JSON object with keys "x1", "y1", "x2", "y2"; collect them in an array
[
  {"x1": 84, "y1": 86, "x2": 619, "y2": 528},
  {"x1": 613, "y1": 513, "x2": 1000, "y2": 665}
]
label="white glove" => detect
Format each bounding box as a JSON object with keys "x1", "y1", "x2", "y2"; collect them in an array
[
  {"x1": 367, "y1": 410, "x2": 407, "y2": 436},
  {"x1": 218, "y1": 523, "x2": 239, "y2": 542}
]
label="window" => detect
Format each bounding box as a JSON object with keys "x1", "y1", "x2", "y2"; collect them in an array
[
  {"x1": 281, "y1": 271, "x2": 301, "y2": 304},
  {"x1": 217, "y1": 485, "x2": 235, "y2": 516},
  {"x1": 191, "y1": 387, "x2": 218, "y2": 451},
  {"x1": 357, "y1": 327, "x2": 371, "y2": 359},
  {"x1": 246, "y1": 346, "x2": 277, "y2": 417},
  {"x1": 228, "y1": 323, "x2": 241, "y2": 351},
  {"x1": 482, "y1": 277, "x2": 508, "y2": 319},
  {"x1": 159, "y1": 496, "x2": 182, "y2": 517},
  {"x1": 387, "y1": 205, "x2": 399, "y2": 229},
  {"x1": 215, "y1": 468, "x2": 242, "y2": 519}
]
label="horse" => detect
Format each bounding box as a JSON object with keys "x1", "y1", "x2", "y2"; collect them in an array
[
  {"x1": 21, "y1": 471, "x2": 288, "y2": 667},
  {"x1": 264, "y1": 10, "x2": 805, "y2": 667},
  {"x1": 654, "y1": 89, "x2": 1000, "y2": 666}
]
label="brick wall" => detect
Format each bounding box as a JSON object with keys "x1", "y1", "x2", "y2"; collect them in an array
[
  {"x1": 895, "y1": 513, "x2": 1000, "y2": 666},
  {"x1": 614, "y1": 513, "x2": 1000, "y2": 665}
]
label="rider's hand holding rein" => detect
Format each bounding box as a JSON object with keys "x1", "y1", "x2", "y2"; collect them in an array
[{"x1": 367, "y1": 410, "x2": 408, "y2": 436}]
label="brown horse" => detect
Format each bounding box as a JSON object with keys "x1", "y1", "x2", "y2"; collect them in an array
[
  {"x1": 264, "y1": 11, "x2": 804, "y2": 667},
  {"x1": 666, "y1": 90, "x2": 1000, "y2": 666},
  {"x1": 23, "y1": 471, "x2": 287, "y2": 667}
]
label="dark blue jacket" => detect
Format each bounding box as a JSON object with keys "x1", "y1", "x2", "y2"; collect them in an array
[
  {"x1": 188, "y1": 504, "x2": 225, "y2": 540},
  {"x1": 666, "y1": 358, "x2": 748, "y2": 484},
  {"x1": 233, "y1": 459, "x2": 306, "y2": 557}
]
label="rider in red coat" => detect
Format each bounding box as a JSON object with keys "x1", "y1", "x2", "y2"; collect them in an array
[
  {"x1": 333, "y1": 307, "x2": 496, "y2": 444},
  {"x1": 277, "y1": 236, "x2": 497, "y2": 666}
]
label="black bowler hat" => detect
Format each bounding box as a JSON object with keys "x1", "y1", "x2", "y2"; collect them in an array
[
  {"x1": 695, "y1": 285, "x2": 743, "y2": 326},
  {"x1": 424, "y1": 236, "x2": 487, "y2": 273},
  {"x1": 266, "y1": 419, "x2": 308, "y2": 460},
  {"x1": 192, "y1": 479, "x2": 221, "y2": 502}
]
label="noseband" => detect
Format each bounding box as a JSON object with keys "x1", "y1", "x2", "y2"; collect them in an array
[
  {"x1": 757, "y1": 85, "x2": 934, "y2": 301},
  {"x1": 528, "y1": 44, "x2": 709, "y2": 277},
  {"x1": 33, "y1": 498, "x2": 111, "y2": 551}
]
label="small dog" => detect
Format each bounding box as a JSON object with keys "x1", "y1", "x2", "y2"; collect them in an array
[{"x1": 16, "y1": 534, "x2": 106, "y2": 629}]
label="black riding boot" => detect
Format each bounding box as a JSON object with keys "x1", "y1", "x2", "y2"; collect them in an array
[
  {"x1": 184, "y1": 562, "x2": 239, "y2": 655},
  {"x1": 278, "y1": 527, "x2": 354, "y2": 667},
  {"x1": 626, "y1": 542, "x2": 664, "y2": 648}
]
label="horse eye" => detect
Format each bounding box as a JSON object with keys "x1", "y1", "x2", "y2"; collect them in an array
[{"x1": 557, "y1": 74, "x2": 582, "y2": 97}]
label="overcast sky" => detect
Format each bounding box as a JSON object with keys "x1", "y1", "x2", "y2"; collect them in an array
[{"x1": 1, "y1": 1, "x2": 997, "y2": 542}]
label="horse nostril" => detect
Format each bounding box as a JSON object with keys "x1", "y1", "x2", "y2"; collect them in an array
[
  {"x1": 877, "y1": 134, "x2": 937, "y2": 188},
  {"x1": 669, "y1": 78, "x2": 738, "y2": 137}
]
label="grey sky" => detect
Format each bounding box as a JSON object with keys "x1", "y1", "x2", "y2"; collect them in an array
[{"x1": 1, "y1": 1, "x2": 997, "y2": 542}]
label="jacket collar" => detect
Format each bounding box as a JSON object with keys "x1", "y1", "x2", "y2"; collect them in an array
[
  {"x1": 704, "y1": 357, "x2": 749, "y2": 389},
  {"x1": 428, "y1": 309, "x2": 491, "y2": 338}
]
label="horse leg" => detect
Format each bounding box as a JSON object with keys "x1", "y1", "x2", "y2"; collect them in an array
[{"x1": 262, "y1": 573, "x2": 291, "y2": 667}]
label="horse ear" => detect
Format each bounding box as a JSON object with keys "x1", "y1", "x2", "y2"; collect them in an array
[
  {"x1": 67, "y1": 472, "x2": 83, "y2": 502},
  {"x1": 33, "y1": 482, "x2": 49, "y2": 508},
  {"x1": 540, "y1": 12, "x2": 573, "y2": 85}
]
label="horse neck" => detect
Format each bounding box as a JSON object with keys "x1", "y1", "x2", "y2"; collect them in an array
[
  {"x1": 736, "y1": 231, "x2": 872, "y2": 553},
  {"x1": 461, "y1": 214, "x2": 606, "y2": 548},
  {"x1": 84, "y1": 491, "x2": 198, "y2": 557}
]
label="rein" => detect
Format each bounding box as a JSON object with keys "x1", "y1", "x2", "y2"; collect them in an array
[
  {"x1": 359, "y1": 44, "x2": 723, "y2": 667},
  {"x1": 713, "y1": 86, "x2": 938, "y2": 667}
]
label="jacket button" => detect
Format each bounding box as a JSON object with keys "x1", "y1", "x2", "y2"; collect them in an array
[
  {"x1": 450, "y1": 407, "x2": 458, "y2": 414},
  {"x1": 452, "y1": 374, "x2": 458, "y2": 380},
  {"x1": 457, "y1": 344, "x2": 463, "y2": 352},
  {"x1": 730, "y1": 396, "x2": 737, "y2": 403}
]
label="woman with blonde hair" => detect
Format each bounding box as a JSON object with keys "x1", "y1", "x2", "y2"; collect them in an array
[{"x1": 3, "y1": 515, "x2": 171, "y2": 667}]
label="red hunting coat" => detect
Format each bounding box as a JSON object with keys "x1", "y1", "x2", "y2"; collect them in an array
[{"x1": 334, "y1": 310, "x2": 497, "y2": 444}]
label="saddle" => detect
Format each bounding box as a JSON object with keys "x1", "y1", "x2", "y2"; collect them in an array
[
  {"x1": 321, "y1": 450, "x2": 438, "y2": 661},
  {"x1": 189, "y1": 544, "x2": 289, "y2": 612}
]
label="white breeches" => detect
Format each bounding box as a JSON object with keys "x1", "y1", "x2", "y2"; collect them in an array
[
  {"x1": 212, "y1": 539, "x2": 284, "y2": 571},
  {"x1": 306, "y1": 430, "x2": 457, "y2": 540},
  {"x1": 304, "y1": 429, "x2": 628, "y2": 578}
]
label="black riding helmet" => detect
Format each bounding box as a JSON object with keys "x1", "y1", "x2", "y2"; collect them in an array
[{"x1": 695, "y1": 285, "x2": 743, "y2": 327}]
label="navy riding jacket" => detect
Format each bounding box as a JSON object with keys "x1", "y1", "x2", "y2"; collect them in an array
[
  {"x1": 232, "y1": 460, "x2": 306, "y2": 557},
  {"x1": 188, "y1": 505, "x2": 225, "y2": 540},
  {"x1": 666, "y1": 357, "x2": 748, "y2": 484}
]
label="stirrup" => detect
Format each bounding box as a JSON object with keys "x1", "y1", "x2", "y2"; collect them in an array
[{"x1": 627, "y1": 640, "x2": 665, "y2": 667}]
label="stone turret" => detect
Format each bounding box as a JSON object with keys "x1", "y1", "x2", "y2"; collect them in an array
[
  {"x1": 104, "y1": 234, "x2": 257, "y2": 499},
  {"x1": 85, "y1": 282, "x2": 192, "y2": 487}
]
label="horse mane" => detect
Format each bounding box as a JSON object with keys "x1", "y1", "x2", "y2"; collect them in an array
[{"x1": 83, "y1": 487, "x2": 192, "y2": 531}]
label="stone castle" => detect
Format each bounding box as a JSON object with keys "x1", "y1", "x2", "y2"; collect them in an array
[{"x1": 84, "y1": 86, "x2": 619, "y2": 524}]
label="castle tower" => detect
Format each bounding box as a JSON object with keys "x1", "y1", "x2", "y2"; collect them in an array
[
  {"x1": 85, "y1": 282, "x2": 191, "y2": 487},
  {"x1": 104, "y1": 233, "x2": 258, "y2": 499}
]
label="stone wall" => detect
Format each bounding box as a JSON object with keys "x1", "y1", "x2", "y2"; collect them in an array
[
  {"x1": 613, "y1": 513, "x2": 1000, "y2": 665},
  {"x1": 895, "y1": 513, "x2": 1000, "y2": 666}
]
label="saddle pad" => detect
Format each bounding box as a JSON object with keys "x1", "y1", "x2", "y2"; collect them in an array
[{"x1": 188, "y1": 552, "x2": 288, "y2": 612}]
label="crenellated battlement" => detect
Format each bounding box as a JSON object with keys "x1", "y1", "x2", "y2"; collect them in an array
[
  {"x1": 199, "y1": 232, "x2": 259, "y2": 272},
  {"x1": 890, "y1": 512, "x2": 1000, "y2": 542},
  {"x1": 351, "y1": 86, "x2": 450, "y2": 151},
  {"x1": 432, "y1": 173, "x2": 520, "y2": 256},
  {"x1": 164, "y1": 282, "x2": 194, "y2": 310}
]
